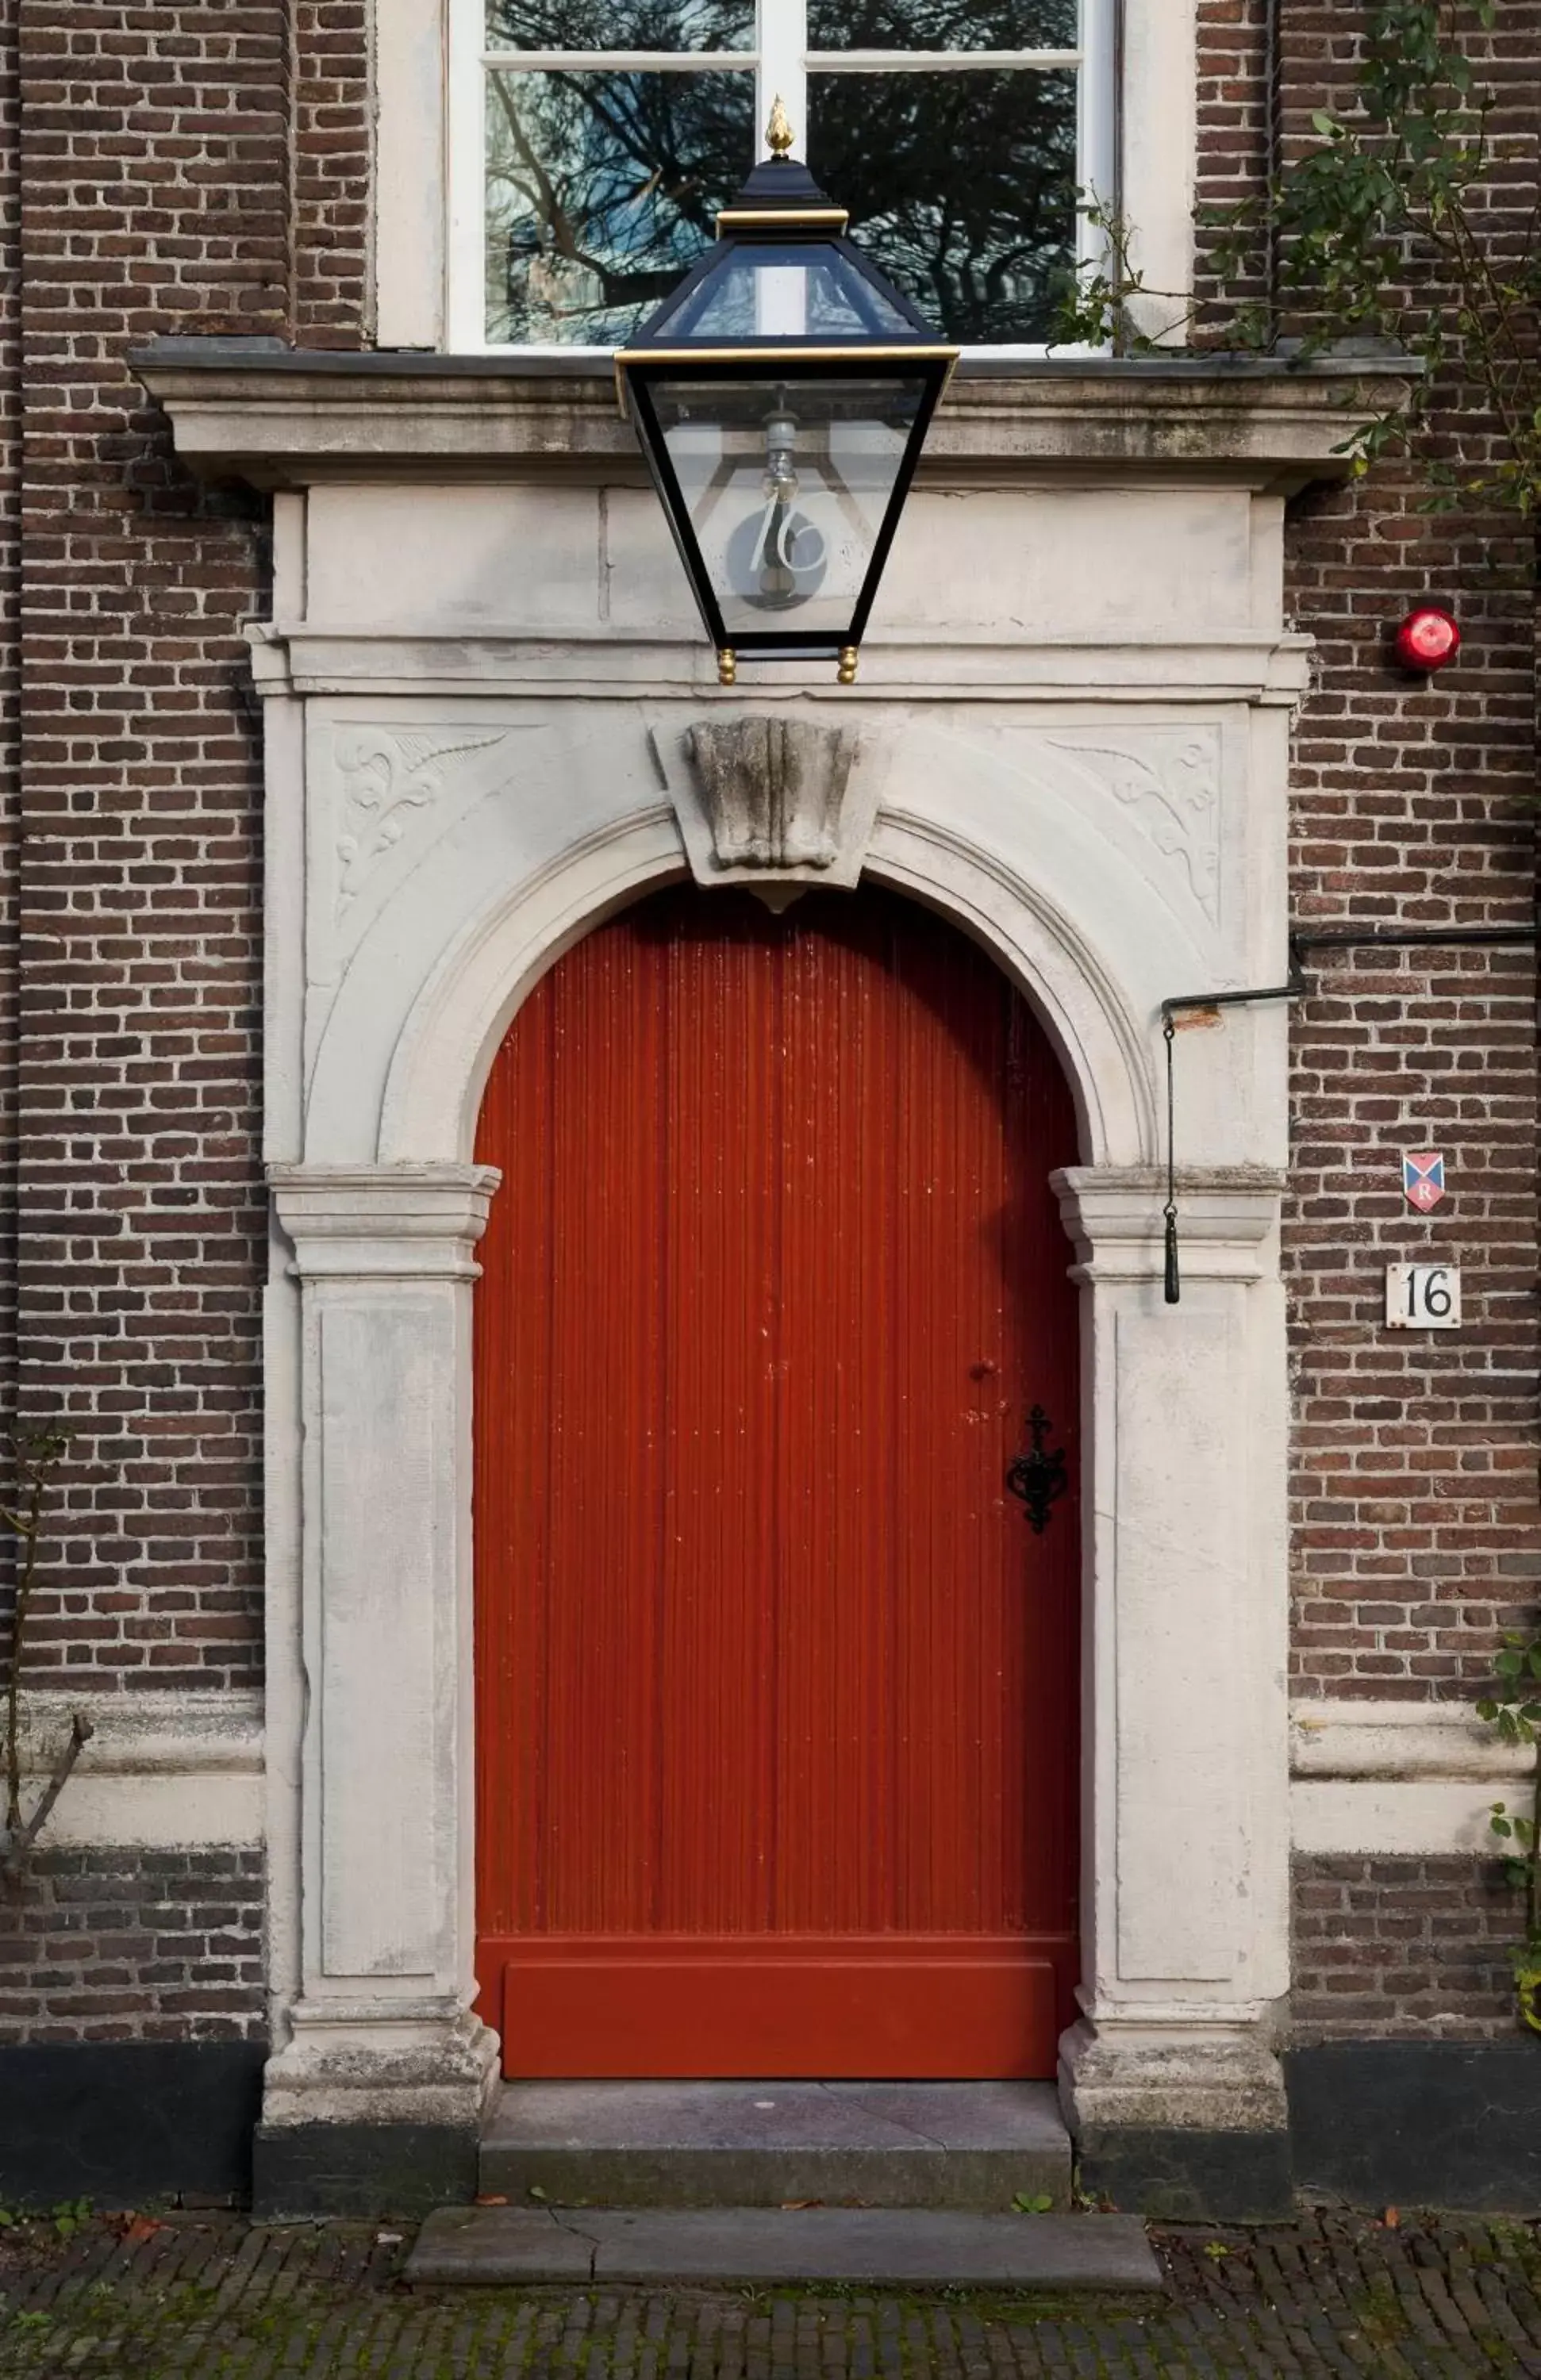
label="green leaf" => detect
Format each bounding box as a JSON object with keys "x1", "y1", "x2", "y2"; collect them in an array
[
  {"x1": 1491, "y1": 1814, "x2": 1513, "y2": 1837},
  {"x1": 1012, "y1": 2193, "x2": 1055, "y2": 2215},
  {"x1": 1311, "y1": 111, "x2": 1340, "y2": 139}
]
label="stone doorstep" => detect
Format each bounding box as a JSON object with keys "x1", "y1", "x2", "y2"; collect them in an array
[
  {"x1": 478, "y1": 2080, "x2": 1072, "y2": 2211},
  {"x1": 406, "y1": 2205, "x2": 1162, "y2": 2291}
]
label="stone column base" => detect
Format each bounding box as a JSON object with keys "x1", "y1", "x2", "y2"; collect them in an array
[
  {"x1": 1059, "y1": 2018, "x2": 1294, "y2": 2221},
  {"x1": 253, "y1": 2003, "x2": 499, "y2": 2217}
]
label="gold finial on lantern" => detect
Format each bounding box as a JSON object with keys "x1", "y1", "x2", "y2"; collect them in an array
[{"x1": 765, "y1": 94, "x2": 795, "y2": 155}]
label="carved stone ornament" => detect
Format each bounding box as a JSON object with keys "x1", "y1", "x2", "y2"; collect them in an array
[
  {"x1": 1048, "y1": 728, "x2": 1222, "y2": 926},
  {"x1": 653, "y1": 715, "x2": 886, "y2": 900},
  {"x1": 333, "y1": 727, "x2": 509, "y2": 918}
]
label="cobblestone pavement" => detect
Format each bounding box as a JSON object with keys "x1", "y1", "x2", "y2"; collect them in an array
[{"x1": 2, "y1": 2207, "x2": 1540, "y2": 2377}]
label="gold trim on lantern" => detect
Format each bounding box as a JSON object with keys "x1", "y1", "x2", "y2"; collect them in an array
[
  {"x1": 615, "y1": 344, "x2": 958, "y2": 417},
  {"x1": 713, "y1": 206, "x2": 851, "y2": 230}
]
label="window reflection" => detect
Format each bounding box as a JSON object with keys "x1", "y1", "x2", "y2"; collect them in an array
[
  {"x1": 486, "y1": 70, "x2": 753, "y2": 345},
  {"x1": 486, "y1": 0, "x2": 754, "y2": 49},
  {"x1": 806, "y1": 0, "x2": 1078, "y2": 48},
  {"x1": 809, "y1": 70, "x2": 1076, "y2": 343}
]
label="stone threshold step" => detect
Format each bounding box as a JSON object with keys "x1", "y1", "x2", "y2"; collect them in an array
[
  {"x1": 407, "y1": 2206, "x2": 1162, "y2": 2291},
  {"x1": 480, "y1": 2080, "x2": 1071, "y2": 2209}
]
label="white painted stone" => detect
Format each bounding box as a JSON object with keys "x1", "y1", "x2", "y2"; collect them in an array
[
  {"x1": 1122, "y1": 0, "x2": 1200, "y2": 344},
  {"x1": 1059, "y1": 2017, "x2": 1288, "y2": 2135},
  {"x1": 1053, "y1": 1168, "x2": 1291, "y2": 2132},
  {"x1": 133, "y1": 367, "x2": 1410, "y2": 2140},
  {"x1": 375, "y1": 0, "x2": 445, "y2": 348},
  {"x1": 1289, "y1": 1699, "x2": 1531, "y2": 1855},
  {"x1": 655, "y1": 715, "x2": 886, "y2": 896},
  {"x1": 306, "y1": 486, "x2": 605, "y2": 630},
  {"x1": 877, "y1": 488, "x2": 1255, "y2": 639},
  {"x1": 265, "y1": 1165, "x2": 501, "y2": 2129},
  {"x1": 1290, "y1": 1699, "x2": 1529, "y2": 1781},
  {"x1": 1114, "y1": 1305, "x2": 1240, "y2": 1983},
  {"x1": 1292, "y1": 1779, "x2": 1528, "y2": 1858},
  {"x1": 317, "y1": 1298, "x2": 441, "y2": 1975},
  {"x1": 10, "y1": 1691, "x2": 263, "y2": 1848}
]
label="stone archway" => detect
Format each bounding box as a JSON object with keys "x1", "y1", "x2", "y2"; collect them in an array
[{"x1": 259, "y1": 766, "x2": 1290, "y2": 2213}]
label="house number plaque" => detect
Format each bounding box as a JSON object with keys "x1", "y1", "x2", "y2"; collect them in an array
[{"x1": 1385, "y1": 1264, "x2": 1462, "y2": 1330}]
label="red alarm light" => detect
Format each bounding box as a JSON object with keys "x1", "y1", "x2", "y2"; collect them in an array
[{"x1": 1394, "y1": 605, "x2": 1461, "y2": 672}]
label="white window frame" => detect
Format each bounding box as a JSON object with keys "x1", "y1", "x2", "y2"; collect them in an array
[{"x1": 444, "y1": 0, "x2": 1120, "y2": 357}]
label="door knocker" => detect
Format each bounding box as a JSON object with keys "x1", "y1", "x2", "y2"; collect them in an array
[{"x1": 1006, "y1": 1406, "x2": 1068, "y2": 1536}]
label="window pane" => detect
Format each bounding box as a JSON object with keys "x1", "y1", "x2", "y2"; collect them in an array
[
  {"x1": 487, "y1": 0, "x2": 753, "y2": 48},
  {"x1": 486, "y1": 70, "x2": 753, "y2": 344},
  {"x1": 806, "y1": 0, "x2": 1077, "y2": 50},
  {"x1": 809, "y1": 70, "x2": 1076, "y2": 342}
]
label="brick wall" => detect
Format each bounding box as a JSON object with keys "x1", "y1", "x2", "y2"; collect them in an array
[
  {"x1": 1194, "y1": 0, "x2": 1540, "y2": 2036},
  {"x1": 1194, "y1": 0, "x2": 1541, "y2": 1707},
  {"x1": 1293, "y1": 1853, "x2": 1527, "y2": 2041},
  {"x1": 5, "y1": 1, "x2": 367, "y2": 1691},
  {"x1": 0, "y1": 0, "x2": 1531, "y2": 2053},
  {"x1": 291, "y1": 0, "x2": 371, "y2": 345},
  {"x1": 0, "y1": 0, "x2": 19, "y2": 1438},
  {"x1": 0, "y1": 1847, "x2": 266, "y2": 2043}
]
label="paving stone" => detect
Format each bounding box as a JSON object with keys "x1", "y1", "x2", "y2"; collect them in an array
[
  {"x1": 2, "y1": 2205, "x2": 1540, "y2": 2375},
  {"x1": 407, "y1": 2206, "x2": 1162, "y2": 2289}
]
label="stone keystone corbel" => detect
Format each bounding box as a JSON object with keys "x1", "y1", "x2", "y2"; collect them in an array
[{"x1": 651, "y1": 715, "x2": 889, "y2": 904}]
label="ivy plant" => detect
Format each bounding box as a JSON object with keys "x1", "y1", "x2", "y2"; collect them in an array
[
  {"x1": 1055, "y1": 1, "x2": 1539, "y2": 519},
  {"x1": 1478, "y1": 1628, "x2": 1541, "y2": 2035}
]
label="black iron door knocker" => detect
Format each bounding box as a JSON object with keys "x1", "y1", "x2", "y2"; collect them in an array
[{"x1": 1006, "y1": 1406, "x2": 1068, "y2": 1535}]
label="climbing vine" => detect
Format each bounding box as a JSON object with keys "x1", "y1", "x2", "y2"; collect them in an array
[
  {"x1": 1479, "y1": 1629, "x2": 1541, "y2": 2035},
  {"x1": 1, "y1": 1430, "x2": 91, "y2": 1887},
  {"x1": 1055, "y1": 1, "x2": 1540, "y2": 521}
]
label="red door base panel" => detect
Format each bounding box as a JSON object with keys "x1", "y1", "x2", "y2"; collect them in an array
[{"x1": 486, "y1": 1937, "x2": 1077, "y2": 2079}]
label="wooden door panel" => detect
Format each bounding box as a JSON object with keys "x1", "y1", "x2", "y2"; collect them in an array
[
  {"x1": 491, "y1": 1937, "x2": 1067, "y2": 2079},
  {"x1": 474, "y1": 885, "x2": 1079, "y2": 2077}
]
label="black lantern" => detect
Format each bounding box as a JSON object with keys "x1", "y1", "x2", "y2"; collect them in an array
[{"x1": 615, "y1": 101, "x2": 958, "y2": 687}]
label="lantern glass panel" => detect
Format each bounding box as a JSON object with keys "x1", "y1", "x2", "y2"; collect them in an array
[
  {"x1": 647, "y1": 243, "x2": 918, "y2": 343},
  {"x1": 651, "y1": 375, "x2": 927, "y2": 641}
]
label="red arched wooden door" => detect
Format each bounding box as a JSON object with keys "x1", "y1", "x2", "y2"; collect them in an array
[{"x1": 473, "y1": 884, "x2": 1080, "y2": 2079}]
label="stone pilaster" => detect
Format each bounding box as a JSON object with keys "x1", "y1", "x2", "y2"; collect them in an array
[
  {"x1": 1052, "y1": 1165, "x2": 1293, "y2": 2219},
  {"x1": 255, "y1": 1165, "x2": 501, "y2": 2216}
]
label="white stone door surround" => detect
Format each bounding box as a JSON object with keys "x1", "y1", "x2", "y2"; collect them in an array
[{"x1": 139, "y1": 351, "x2": 1406, "y2": 2158}]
